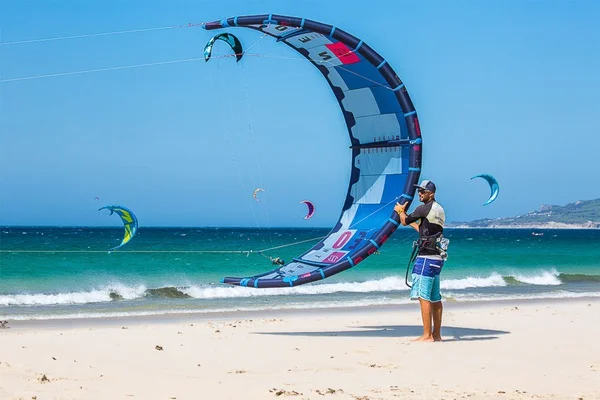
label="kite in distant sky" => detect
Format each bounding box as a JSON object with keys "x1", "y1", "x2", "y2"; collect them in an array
[
  {"x1": 300, "y1": 200, "x2": 315, "y2": 220},
  {"x1": 252, "y1": 188, "x2": 265, "y2": 202},
  {"x1": 204, "y1": 33, "x2": 243, "y2": 62},
  {"x1": 98, "y1": 205, "x2": 138, "y2": 251},
  {"x1": 471, "y1": 174, "x2": 499, "y2": 206}
]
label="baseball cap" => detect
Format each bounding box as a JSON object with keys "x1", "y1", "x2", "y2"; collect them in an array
[{"x1": 414, "y1": 180, "x2": 436, "y2": 193}]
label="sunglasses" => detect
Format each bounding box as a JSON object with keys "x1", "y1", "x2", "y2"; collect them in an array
[{"x1": 418, "y1": 189, "x2": 430, "y2": 194}]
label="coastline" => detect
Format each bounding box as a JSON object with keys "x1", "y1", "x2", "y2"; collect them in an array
[
  {"x1": 2, "y1": 297, "x2": 599, "y2": 399},
  {"x1": 446, "y1": 224, "x2": 600, "y2": 229},
  {"x1": 3, "y1": 224, "x2": 599, "y2": 230}
]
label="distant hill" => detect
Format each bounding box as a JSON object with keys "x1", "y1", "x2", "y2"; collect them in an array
[{"x1": 448, "y1": 198, "x2": 600, "y2": 229}]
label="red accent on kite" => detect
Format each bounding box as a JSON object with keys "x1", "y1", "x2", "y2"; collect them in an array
[
  {"x1": 323, "y1": 251, "x2": 346, "y2": 264},
  {"x1": 325, "y1": 42, "x2": 360, "y2": 64},
  {"x1": 414, "y1": 116, "x2": 421, "y2": 137}
]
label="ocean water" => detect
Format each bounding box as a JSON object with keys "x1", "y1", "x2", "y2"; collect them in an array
[{"x1": 1, "y1": 227, "x2": 599, "y2": 320}]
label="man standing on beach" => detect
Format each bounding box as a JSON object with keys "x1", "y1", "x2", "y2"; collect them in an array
[{"x1": 394, "y1": 180, "x2": 446, "y2": 342}]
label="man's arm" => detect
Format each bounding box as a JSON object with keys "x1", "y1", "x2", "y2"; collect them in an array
[
  {"x1": 394, "y1": 202, "x2": 426, "y2": 229},
  {"x1": 394, "y1": 202, "x2": 408, "y2": 225}
]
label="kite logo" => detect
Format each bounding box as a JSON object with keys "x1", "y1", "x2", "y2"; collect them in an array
[
  {"x1": 325, "y1": 42, "x2": 360, "y2": 64},
  {"x1": 332, "y1": 231, "x2": 352, "y2": 249},
  {"x1": 323, "y1": 252, "x2": 346, "y2": 264},
  {"x1": 318, "y1": 51, "x2": 332, "y2": 61},
  {"x1": 347, "y1": 231, "x2": 367, "y2": 250}
]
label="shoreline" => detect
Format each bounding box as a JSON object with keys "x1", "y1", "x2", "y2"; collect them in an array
[
  {"x1": 3, "y1": 288, "x2": 600, "y2": 324},
  {"x1": 5, "y1": 296, "x2": 598, "y2": 330}
]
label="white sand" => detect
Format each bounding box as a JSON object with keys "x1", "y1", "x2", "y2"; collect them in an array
[{"x1": 1, "y1": 298, "x2": 599, "y2": 400}]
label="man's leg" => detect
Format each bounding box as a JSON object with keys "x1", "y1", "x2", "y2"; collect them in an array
[
  {"x1": 431, "y1": 274, "x2": 443, "y2": 341},
  {"x1": 432, "y1": 301, "x2": 443, "y2": 341},
  {"x1": 412, "y1": 298, "x2": 434, "y2": 341}
]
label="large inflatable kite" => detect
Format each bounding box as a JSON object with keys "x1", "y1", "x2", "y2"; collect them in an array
[{"x1": 203, "y1": 14, "x2": 422, "y2": 287}]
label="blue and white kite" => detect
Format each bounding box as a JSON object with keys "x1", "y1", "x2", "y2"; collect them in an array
[{"x1": 204, "y1": 14, "x2": 423, "y2": 287}]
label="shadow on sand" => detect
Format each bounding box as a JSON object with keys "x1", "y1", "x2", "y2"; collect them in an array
[{"x1": 257, "y1": 325, "x2": 510, "y2": 342}]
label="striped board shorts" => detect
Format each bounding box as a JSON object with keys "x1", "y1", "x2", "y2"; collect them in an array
[{"x1": 410, "y1": 256, "x2": 444, "y2": 303}]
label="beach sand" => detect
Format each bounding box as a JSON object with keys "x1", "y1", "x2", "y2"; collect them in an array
[{"x1": 1, "y1": 299, "x2": 599, "y2": 400}]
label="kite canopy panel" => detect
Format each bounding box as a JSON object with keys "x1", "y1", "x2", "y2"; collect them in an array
[
  {"x1": 98, "y1": 205, "x2": 138, "y2": 251},
  {"x1": 203, "y1": 14, "x2": 422, "y2": 288}
]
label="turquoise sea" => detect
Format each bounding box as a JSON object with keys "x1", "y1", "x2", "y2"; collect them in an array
[{"x1": 1, "y1": 227, "x2": 599, "y2": 320}]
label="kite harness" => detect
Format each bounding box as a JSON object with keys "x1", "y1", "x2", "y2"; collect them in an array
[{"x1": 404, "y1": 233, "x2": 450, "y2": 288}]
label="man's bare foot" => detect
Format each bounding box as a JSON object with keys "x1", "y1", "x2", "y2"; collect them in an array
[
  {"x1": 433, "y1": 336, "x2": 443, "y2": 342},
  {"x1": 412, "y1": 335, "x2": 434, "y2": 342}
]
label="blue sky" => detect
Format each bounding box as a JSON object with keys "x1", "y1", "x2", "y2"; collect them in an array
[{"x1": 1, "y1": 0, "x2": 599, "y2": 227}]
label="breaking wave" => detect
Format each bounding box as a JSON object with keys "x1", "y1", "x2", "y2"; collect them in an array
[{"x1": 0, "y1": 270, "x2": 598, "y2": 306}]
